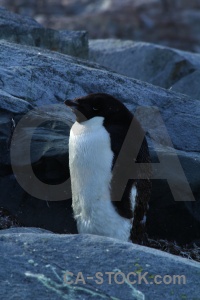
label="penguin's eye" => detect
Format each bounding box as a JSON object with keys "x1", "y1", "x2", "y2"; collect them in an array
[{"x1": 92, "y1": 107, "x2": 99, "y2": 111}]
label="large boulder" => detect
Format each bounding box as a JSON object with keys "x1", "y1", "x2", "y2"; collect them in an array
[
  {"x1": 0, "y1": 39, "x2": 199, "y2": 244},
  {"x1": 0, "y1": 7, "x2": 88, "y2": 58},
  {"x1": 89, "y1": 39, "x2": 200, "y2": 99},
  {"x1": 0, "y1": 228, "x2": 199, "y2": 300}
]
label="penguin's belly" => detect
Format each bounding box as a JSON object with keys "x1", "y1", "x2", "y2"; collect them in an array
[{"x1": 69, "y1": 118, "x2": 132, "y2": 242}]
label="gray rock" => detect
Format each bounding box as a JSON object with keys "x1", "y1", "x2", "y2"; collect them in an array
[
  {"x1": 89, "y1": 39, "x2": 200, "y2": 98},
  {"x1": 0, "y1": 7, "x2": 88, "y2": 58},
  {"x1": 0, "y1": 228, "x2": 200, "y2": 300},
  {"x1": 171, "y1": 70, "x2": 200, "y2": 99},
  {"x1": 0, "y1": 40, "x2": 199, "y2": 243}
]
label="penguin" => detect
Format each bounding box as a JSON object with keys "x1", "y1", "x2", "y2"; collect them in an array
[{"x1": 65, "y1": 93, "x2": 151, "y2": 244}]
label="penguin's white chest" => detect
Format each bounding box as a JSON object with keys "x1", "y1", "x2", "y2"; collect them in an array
[{"x1": 69, "y1": 117, "x2": 132, "y2": 242}]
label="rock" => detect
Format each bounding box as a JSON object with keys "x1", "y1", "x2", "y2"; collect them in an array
[
  {"x1": 0, "y1": 174, "x2": 77, "y2": 234},
  {"x1": 0, "y1": 207, "x2": 21, "y2": 229},
  {"x1": 0, "y1": 89, "x2": 77, "y2": 234},
  {"x1": 89, "y1": 39, "x2": 200, "y2": 97},
  {"x1": 171, "y1": 70, "x2": 200, "y2": 99},
  {"x1": 0, "y1": 39, "x2": 199, "y2": 244},
  {"x1": 0, "y1": 228, "x2": 199, "y2": 299},
  {"x1": 147, "y1": 146, "x2": 200, "y2": 244},
  {"x1": 0, "y1": 7, "x2": 88, "y2": 58},
  {"x1": 3, "y1": 0, "x2": 200, "y2": 52}
]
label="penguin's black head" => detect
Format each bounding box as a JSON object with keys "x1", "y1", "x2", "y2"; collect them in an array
[{"x1": 64, "y1": 93, "x2": 131, "y2": 123}]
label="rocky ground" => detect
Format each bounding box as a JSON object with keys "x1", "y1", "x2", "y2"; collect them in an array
[
  {"x1": 0, "y1": 227, "x2": 200, "y2": 300},
  {"x1": 1, "y1": 0, "x2": 200, "y2": 52},
  {"x1": 0, "y1": 7, "x2": 200, "y2": 299}
]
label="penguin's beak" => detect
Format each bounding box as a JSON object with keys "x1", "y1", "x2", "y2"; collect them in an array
[
  {"x1": 64, "y1": 99, "x2": 86, "y2": 123},
  {"x1": 64, "y1": 100, "x2": 79, "y2": 108}
]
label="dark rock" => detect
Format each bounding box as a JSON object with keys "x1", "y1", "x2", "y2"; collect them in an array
[
  {"x1": 147, "y1": 146, "x2": 200, "y2": 244},
  {"x1": 0, "y1": 174, "x2": 77, "y2": 234},
  {"x1": 0, "y1": 228, "x2": 200, "y2": 300},
  {"x1": 0, "y1": 207, "x2": 21, "y2": 229},
  {"x1": 0, "y1": 7, "x2": 88, "y2": 58},
  {"x1": 0, "y1": 95, "x2": 77, "y2": 234}
]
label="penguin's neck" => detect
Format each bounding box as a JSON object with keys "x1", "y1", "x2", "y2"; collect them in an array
[{"x1": 69, "y1": 117, "x2": 132, "y2": 241}]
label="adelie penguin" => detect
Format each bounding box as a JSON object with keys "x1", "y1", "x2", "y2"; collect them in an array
[{"x1": 65, "y1": 93, "x2": 151, "y2": 244}]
